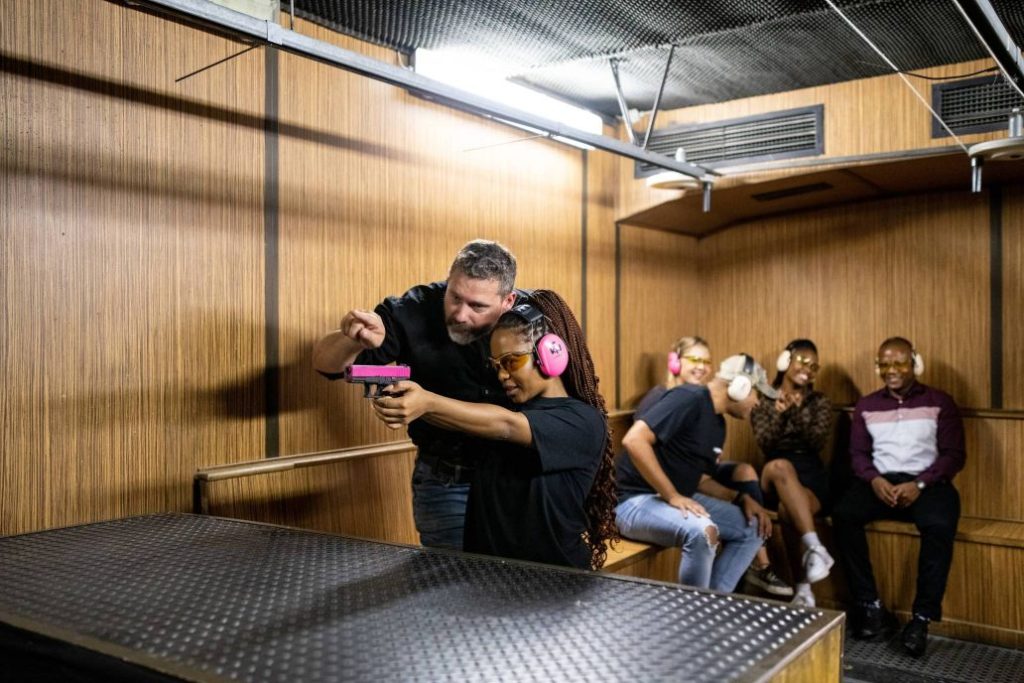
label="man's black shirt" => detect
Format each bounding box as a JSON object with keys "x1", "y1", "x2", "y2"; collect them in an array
[{"x1": 323, "y1": 281, "x2": 516, "y2": 463}]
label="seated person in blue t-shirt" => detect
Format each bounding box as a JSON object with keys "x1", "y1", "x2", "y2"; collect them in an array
[
  {"x1": 370, "y1": 290, "x2": 618, "y2": 570},
  {"x1": 616, "y1": 354, "x2": 775, "y2": 592}
]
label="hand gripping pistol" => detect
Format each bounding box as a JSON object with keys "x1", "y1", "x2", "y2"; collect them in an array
[{"x1": 344, "y1": 364, "x2": 412, "y2": 398}]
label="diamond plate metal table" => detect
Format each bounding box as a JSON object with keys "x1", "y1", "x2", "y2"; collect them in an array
[{"x1": 0, "y1": 514, "x2": 843, "y2": 682}]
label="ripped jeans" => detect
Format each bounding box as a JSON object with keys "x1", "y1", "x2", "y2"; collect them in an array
[{"x1": 615, "y1": 493, "x2": 762, "y2": 592}]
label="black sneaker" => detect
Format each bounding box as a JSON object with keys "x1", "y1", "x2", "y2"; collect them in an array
[
  {"x1": 852, "y1": 601, "x2": 896, "y2": 640},
  {"x1": 744, "y1": 565, "x2": 794, "y2": 597},
  {"x1": 901, "y1": 616, "x2": 929, "y2": 658}
]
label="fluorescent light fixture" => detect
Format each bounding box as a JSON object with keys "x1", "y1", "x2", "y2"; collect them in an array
[{"x1": 415, "y1": 48, "x2": 602, "y2": 149}]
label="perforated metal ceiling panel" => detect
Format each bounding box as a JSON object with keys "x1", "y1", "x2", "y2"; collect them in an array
[{"x1": 292, "y1": 1, "x2": 1024, "y2": 117}]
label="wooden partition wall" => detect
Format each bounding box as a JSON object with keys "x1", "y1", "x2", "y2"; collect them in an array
[
  {"x1": 698, "y1": 186, "x2": 1018, "y2": 452},
  {"x1": 618, "y1": 58, "x2": 1007, "y2": 219},
  {"x1": 1, "y1": 2, "x2": 697, "y2": 538},
  {"x1": 1, "y1": 0, "x2": 267, "y2": 534},
  {"x1": 5, "y1": 2, "x2": 1018, "y2": 571}
]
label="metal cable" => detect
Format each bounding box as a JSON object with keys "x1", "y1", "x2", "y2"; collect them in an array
[{"x1": 823, "y1": 0, "x2": 968, "y2": 154}]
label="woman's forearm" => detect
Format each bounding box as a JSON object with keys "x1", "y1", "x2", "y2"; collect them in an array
[{"x1": 421, "y1": 394, "x2": 533, "y2": 446}]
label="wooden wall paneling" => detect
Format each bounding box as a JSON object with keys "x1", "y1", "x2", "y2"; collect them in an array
[
  {"x1": 617, "y1": 225, "x2": 700, "y2": 409},
  {"x1": 1, "y1": 0, "x2": 265, "y2": 535},
  {"x1": 868, "y1": 531, "x2": 1024, "y2": 648},
  {"x1": 271, "y1": 20, "x2": 588, "y2": 540},
  {"x1": 586, "y1": 145, "x2": 620, "y2": 407},
  {"x1": 616, "y1": 59, "x2": 1002, "y2": 222},
  {"x1": 768, "y1": 624, "x2": 843, "y2": 683},
  {"x1": 700, "y1": 191, "x2": 991, "y2": 462},
  {"x1": 958, "y1": 418, "x2": 1024, "y2": 523},
  {"x1": 206, "y1": 450, "x2": 419, "y2": 544},
  {"x1": 810, "y1": 523, "x2": 1024, "y2": 648},
  {"x1": 1004, "y1": 184, "x2": 1024, "y2": 409}
]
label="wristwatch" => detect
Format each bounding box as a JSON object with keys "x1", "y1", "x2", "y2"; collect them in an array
[{"x1": 915, "y1": 480, "x2": 926, "y2": 492}]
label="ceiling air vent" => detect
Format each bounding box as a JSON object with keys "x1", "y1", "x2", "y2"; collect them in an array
[
  {"x1": 635, "y1": 105, "x2": 823, "y2": 177},
  {"x1": 932, "y1": 76, "x2": 1024, "y2": 137}
]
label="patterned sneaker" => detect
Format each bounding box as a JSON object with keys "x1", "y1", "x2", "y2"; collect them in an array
[
  {"x1": 744, "y1": 564, "x2": 794, "y2": 596},
  {"x1": 803, "y1": 545, "x2": 834, "y2": 584}
]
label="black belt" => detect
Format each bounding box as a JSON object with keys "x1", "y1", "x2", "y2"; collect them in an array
[{"x1": 417, "y1": 452, "x2": 475, "y2": 484}]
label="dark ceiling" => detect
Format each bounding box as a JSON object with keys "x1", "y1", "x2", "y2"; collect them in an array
[{"x1": 293, "y1": 0, "x2": 1024, "y2": 118}]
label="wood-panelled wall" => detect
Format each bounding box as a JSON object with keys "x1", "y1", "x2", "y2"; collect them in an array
[
  {"x1": 4, "y1": 1, "x2": 1020, "y2": 554},
  {"x1": 618, "y1": 58, "x2": 1006, "y2": 219},
  {"x1": 1005, "y1": 189, "x2": 1024, "y2": 409},
  {"x1": 618, "y1": 225, "x2": 700, "y2": 408},
  {"x1": 1, "y1": 0, "x2": 266, "y2": 533},
  {"x1": 1, "y1": 2, "x2": 677, "y2": 538},
  {"x1": 696, "y1": 186, "x2": 1019, "y2": 462}
]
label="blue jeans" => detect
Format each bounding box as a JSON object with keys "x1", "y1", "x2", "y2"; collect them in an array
[
  {"x1": 615, "y1": 492, "x2": 762, "y2": 592},
  {"x1": 411, "y1": 458, "x2": 470, "y2": 550}
]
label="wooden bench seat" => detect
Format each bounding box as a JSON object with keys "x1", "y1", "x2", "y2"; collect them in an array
[
  {"x1": 866, "y1": 517, "x2": 1024, "y2": 549},
  {"x1": 603, "y1": 538, "x2": 680, "y2": 583},
  {"x1": 801, "y1": 515, "x2": 1024, "y2": 649},
  {"x1": 603, "y1": 515, "x2": 1024, "y2": 649}
]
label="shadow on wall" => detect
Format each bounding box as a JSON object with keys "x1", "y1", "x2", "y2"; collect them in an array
[
  {"x1": 208, "y1": 489, "x2": 334, "y2": 526},
  {"x1": 1, "y1": 52, "x2": 414, "y2": 161},
  {"x1": 816, "y1": 366, "x2": 860, "y2": 408},
  {"x1": 625, "y1": 352, "x2": 661, "y2": 409}
]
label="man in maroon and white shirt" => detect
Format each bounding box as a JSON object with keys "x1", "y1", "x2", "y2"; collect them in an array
[{"x1": 833, "y1": 337, "x2": 965, "y2": 658}]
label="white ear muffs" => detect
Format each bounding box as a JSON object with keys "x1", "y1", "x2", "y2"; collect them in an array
[
  {"x1": 873, "y1": 348, "x2": 926, "y2": 376},
  {"x1": 776, "y1": 350, "x2": 791, "y2": 373},
  {"x1": 727, "y1": 374, "x2": 753, "y2": 401}
]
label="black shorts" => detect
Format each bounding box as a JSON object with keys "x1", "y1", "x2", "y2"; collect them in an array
[{"x1": 762, "y1": 454, "x2": 831, "y2": 515}]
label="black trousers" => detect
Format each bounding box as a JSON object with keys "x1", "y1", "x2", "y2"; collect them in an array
[{"x1": 832, "y1": 473, "x2": 960, "y2": 621}]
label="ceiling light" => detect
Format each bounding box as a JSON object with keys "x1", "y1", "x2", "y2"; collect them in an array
[
  {"x1": 415, "y1": 48, "x2": 604, "y2": 147},
  {"x1": 969, "y1": 108, "x2": 1024, "y2": 192},
  {"x1": 645, "y1": 171, "x2": 702, "y2": 190},
  {"x1": 644, "y1": 148, "x2": 703, "y2": 190}
]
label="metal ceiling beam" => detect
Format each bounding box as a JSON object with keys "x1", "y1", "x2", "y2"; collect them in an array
[
  {"x1": 115, "y1": 0, "x2": 715, "y2": 180},
  {"x1": 608, "y1": 58, "x2": 638, "y2": 145},
  {"x1": 641, "y1": 45, "x2": 675, "y2": 151}
]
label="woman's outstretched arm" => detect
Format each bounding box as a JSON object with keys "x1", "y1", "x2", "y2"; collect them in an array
[{"x1": 371, "y1": 380, "x2": 533, "y2": 446}]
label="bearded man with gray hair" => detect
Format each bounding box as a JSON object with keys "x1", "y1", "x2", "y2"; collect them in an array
[{"x1": 313, "y1": 240, "x2": 522, "y2": 549}]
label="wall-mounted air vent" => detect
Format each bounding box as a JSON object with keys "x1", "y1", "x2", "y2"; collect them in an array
[
  {"x1": 932, "y1": 76, "x2": 1024, "y2": 138},
  {"x1": 635, "y1": 105, "x2": 824, "y2": 177}
]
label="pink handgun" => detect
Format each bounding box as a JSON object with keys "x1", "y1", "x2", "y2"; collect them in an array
[{"x1": 344, "y1": 364, "x2": 412, "y2": 397}]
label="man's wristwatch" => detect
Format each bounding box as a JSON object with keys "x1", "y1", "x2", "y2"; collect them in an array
[{"x1": 915, "y1": 480, "x2": 926, "y2": 492}]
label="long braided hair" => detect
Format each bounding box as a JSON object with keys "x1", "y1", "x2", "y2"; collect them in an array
[{"x1": 496, "y1": 289, "x2": 619, "y2": 569}]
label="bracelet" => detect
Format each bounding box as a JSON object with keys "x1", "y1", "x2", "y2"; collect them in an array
[{"x1": 733, "y1": 491, "x2": 746, "y2": 505}]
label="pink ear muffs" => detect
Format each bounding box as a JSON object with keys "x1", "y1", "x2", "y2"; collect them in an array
[
  {"x1": 535, "y1": 333, "x2": 569, "y2": 377},
  {"x1": 667, "y1": 351, "x2": 682, "y2": 376}
]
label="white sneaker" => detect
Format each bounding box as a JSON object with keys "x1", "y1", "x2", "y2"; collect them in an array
[
  {"x1": 803, "y1": 544, "x2": 834, "y2": 584},
  {"x1": 791, "y1": 583, "x2": 816, "y2": 608}
]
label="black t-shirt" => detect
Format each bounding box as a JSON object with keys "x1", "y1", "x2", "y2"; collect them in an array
[
  {"x1": 464, "y1": 397, "x2": 607, "y2": 570},
  {"x1": 633, "y1": 384, "x2": 667, "y2": 419},
  {"x1": 616, "y1": 384, "x2": 724, "y2": 499},
  {"x1": 325, "y1": 281, "x2": 518, "y2": 462}
]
